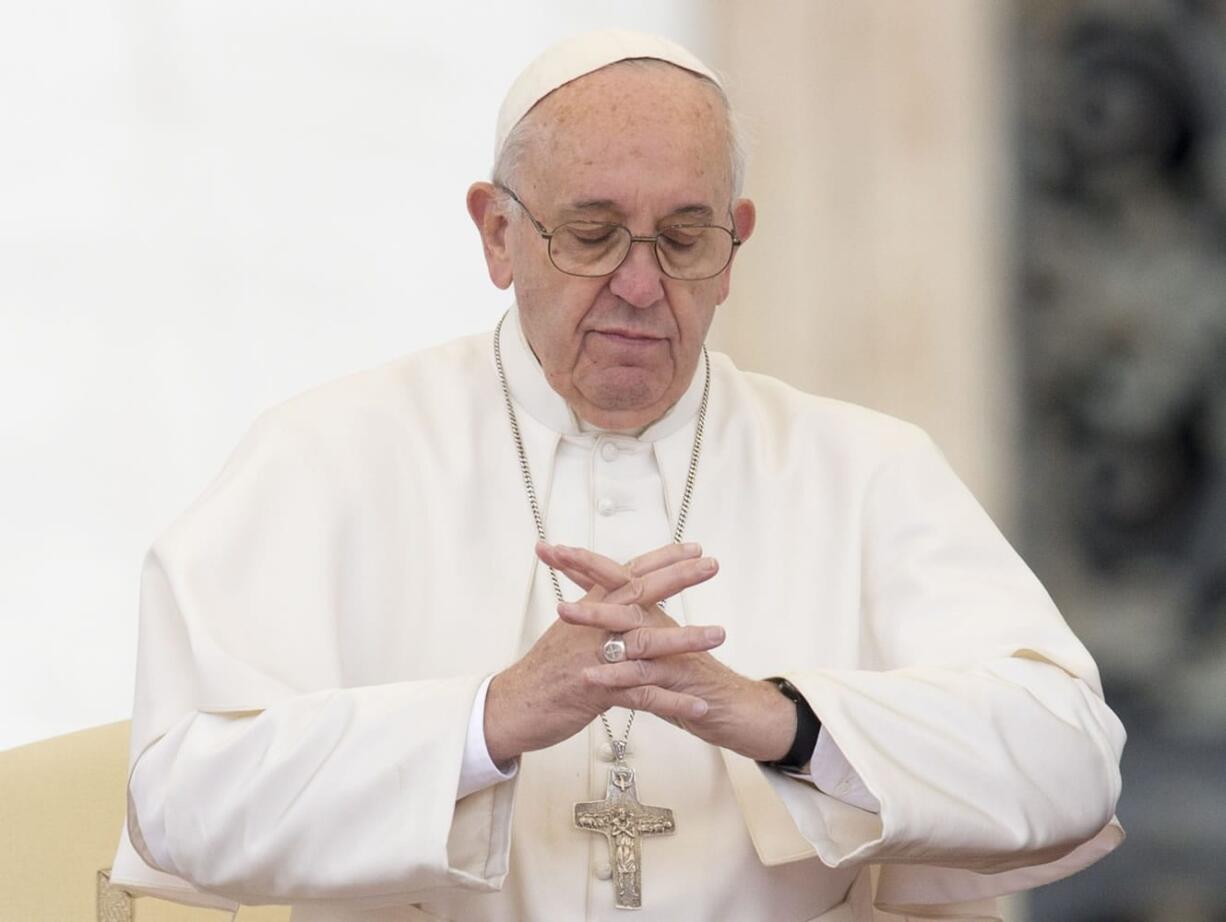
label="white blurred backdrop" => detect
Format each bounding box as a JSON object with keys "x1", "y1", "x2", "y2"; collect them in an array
[{"x1": 0, "y1": 2, "x2": 718, "y2": 750}]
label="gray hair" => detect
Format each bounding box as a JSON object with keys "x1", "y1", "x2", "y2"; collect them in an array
[{"x1": 492, "y1": 58, "x2": 749, "y2": 211}]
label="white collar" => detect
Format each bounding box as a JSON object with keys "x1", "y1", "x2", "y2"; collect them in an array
[{"x1": 497, "y1": 302, "x2": 706, "y2": 442}]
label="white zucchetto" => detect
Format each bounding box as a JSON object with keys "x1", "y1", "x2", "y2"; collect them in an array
[{"x1": 494, "y1": 29, "x2": 721, "y2": 163}]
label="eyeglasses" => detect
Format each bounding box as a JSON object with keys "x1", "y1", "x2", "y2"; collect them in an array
[{"x1": 498, "y1": 185, "x2": 742, "y2": 281}]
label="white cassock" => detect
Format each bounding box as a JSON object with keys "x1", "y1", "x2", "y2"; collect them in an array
[{"x1": 110, "y1": 304, "x2": 1125, "y2": 921}]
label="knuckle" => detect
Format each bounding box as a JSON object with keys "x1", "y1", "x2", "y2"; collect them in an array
[
  {"x1": 626, "y1": 576, "x2": 645, "y2": 602},
  {"x1": 630, "y1": 686, "x2": 658, "y2": 710},
  {"x1": 629, "y1": 628, "x2": 652, "y2": 658},
  {"x1": 632, "y1": 604, "x2": 649, "y2": 628}
]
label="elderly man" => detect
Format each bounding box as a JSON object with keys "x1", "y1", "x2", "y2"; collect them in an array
[{"x1": 111, "y1": 30, "x2": 1124, "y2": 922}]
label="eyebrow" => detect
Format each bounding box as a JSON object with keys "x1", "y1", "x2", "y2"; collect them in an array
[{"x1": 561, "y1": 199, "x2": 716, "y2": 222}]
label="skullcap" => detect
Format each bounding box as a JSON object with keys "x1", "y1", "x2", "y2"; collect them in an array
[{"x1": 494, "y1": 29, "x2": 721, "y2": 163}]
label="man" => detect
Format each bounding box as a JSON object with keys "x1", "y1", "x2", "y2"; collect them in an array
[{"x1": 111, "y1": 30, "x2": 1124, "y2": 922}]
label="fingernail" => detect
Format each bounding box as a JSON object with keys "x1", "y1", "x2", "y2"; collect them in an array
[
  {"x1": 700, "y1": 557, "x2": 717, "y2": 573},
  {"x1": 683, "y1": 542, "x2": 702, "y2": 554},
  {"x1": 704, "y1": 626, "x2": 725, "y2": 644},
  {"x1": 557, "y1": 601, "x2": 575, "y2": 614},
  {"x1": 691, "y1": 700, "x2": 709, "y2": 718}
]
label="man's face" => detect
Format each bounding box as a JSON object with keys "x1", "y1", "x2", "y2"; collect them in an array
[{"x1": 473, "y1": 62, "x2": 755, "y2": 430}]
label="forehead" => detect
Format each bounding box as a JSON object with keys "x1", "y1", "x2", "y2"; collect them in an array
[{"x1": 521, "y1": 61, "x2": 731, "y2": 212}]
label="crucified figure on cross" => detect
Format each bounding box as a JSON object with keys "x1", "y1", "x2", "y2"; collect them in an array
[{"x1": 575, "y1": 764, "x2": 676, "y2": 909}]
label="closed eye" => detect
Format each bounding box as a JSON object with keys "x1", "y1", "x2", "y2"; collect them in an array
[
  {"x1": 659, "y1": 226, "x2": 705, "y2": 249},
  {"x1": 565, "y1": 223, "x2": 621, "y2": 245}
]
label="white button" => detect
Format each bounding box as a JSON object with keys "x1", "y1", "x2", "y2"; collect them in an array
[
  {"x1": 595, "y1": 863, "x2": 612, "y2": 880},
  {"x1": 601, "y1": 442, "x2": 620, "y2": 462},
  {"x1": 597, "y1": 497, "x2": 617, "y2": 516}
]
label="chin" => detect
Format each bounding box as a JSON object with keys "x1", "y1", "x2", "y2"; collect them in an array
[{"x1": 582, "y1": 368, "x2": 669, "y2": 413}]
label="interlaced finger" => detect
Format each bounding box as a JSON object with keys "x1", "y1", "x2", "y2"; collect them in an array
[
  {"x1": 552, "y1": 544, "x2": 718, "y2": 606},
  {"x1": 553, "y1": 544, "x2": 644, "y2": 593},
  {"x1": 558, "y1": 600, "x2": 723, "y2": 654},
  {"x1": 557, "y1": 599, "x2": 655, "y2": 631},
  {"x1": 625, "y1": 542, "x2": 703, "y2": 576},
  {"x1": 586, "y1": 658, "x2": 670, "y2": 690},
  {"x1": 605, "y1": 555, "x2": 718, "y2": 606},
  {"x1": 623, "y1": 624, "x2": 725, "y2": 659},
  {"x1": 605, "y1": 684, "x2": 709, "y2": 720},
  {"x1": 536, "y1": 541, "x2": 703, "y2": 597}
]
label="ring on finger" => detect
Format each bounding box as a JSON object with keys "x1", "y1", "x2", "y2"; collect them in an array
[{"x1": 601, "y1": 633, "x2": 627, "y2": 663}]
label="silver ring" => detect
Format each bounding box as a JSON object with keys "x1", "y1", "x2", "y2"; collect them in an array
[{"x1": 601, "y1": 634, "x2": 627, "y2": 663}]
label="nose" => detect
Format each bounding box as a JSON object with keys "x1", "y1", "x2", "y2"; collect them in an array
[{"x1": 607, "y1": 239, "x2": 665, "y2": 308}]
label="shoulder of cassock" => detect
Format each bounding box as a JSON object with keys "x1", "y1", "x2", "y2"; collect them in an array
[{"x1": 113, "y1": 327, "x2": 1123, "y2": 918}]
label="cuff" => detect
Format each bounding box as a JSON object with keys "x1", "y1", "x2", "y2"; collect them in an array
[
  {"x1": 456, "y1": 673, "x2": 518, "y2": 800},
  {"x1": 804, "y1": 728, "x2": 882, "y2": 813}
]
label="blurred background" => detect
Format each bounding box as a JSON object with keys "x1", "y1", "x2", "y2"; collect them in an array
[{"x1": 3, "y1": 1, "x2": 1224, "y2": 919}]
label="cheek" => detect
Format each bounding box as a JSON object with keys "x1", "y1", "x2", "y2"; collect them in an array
[
  {"x1": 512, "y1": 257, "x2": 557, "y2": 304},
  {"x1": 667, "y1": 285, "x2": 719, "y2": 340},
  {"x1": 518, "y1": 279, "x2": 608, "y2": 368}
]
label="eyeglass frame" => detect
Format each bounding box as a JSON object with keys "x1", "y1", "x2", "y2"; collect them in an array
[{"x1": 496, "y1": 184, "x2": 743, "y2": 281}]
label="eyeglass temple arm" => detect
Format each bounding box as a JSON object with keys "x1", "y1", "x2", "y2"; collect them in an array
[{"x1": 495, "y1": 184, "x2": 553, "y2": 238}]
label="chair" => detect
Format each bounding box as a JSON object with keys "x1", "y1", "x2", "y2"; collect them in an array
[{"x1": 0, "y1": 721, "x2": 290, "y2": 921}]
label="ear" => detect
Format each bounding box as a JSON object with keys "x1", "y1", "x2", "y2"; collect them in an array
[
  {"x1": 716, "y1": 197, "x2": 757, "y2": 304},
  {"x1": 467, "y1": 182, "x2": 514, "y2": 289},
  {"x1": 731, "y1": 197, "x2": 756, "y2": 245}
]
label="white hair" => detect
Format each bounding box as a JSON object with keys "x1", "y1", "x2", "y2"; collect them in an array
[{"x1": 492, "y1": 58, "x2": 749, "y2": 213}]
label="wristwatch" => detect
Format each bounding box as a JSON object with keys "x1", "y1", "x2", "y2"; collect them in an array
[{"x1": 761, "y1": 676, "x2": 821, "y2": 772}]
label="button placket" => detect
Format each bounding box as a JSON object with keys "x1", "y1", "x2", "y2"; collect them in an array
[{"x1": 594, "y1": 444, "x2": 615, "y2": 516}]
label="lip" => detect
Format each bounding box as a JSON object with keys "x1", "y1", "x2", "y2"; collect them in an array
[{"x1": 592, "y1": 328, "x2": 665, "y2": 342}]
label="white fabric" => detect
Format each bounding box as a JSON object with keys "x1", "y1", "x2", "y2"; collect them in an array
[
  {"x1": 804, "y1": 732, "x2": 882, "y2": 814},
  {"x1": 494, "y1": 29, "x2": 720, "y2": 163},
  {"x1": 111, "y1": 303, "x2": 1125, "y2": 921},
  {"x1": 457, "y1": 674, "x2": 517, "y2": 801}
]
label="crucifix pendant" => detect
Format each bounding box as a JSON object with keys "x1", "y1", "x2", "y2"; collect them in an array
[{"x1": 574, "y1": 764, "x2": 675, "y2": 909}]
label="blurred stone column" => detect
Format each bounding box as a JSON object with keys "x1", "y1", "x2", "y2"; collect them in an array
[{"x1": 708, "y1": 0, "x2": 1018, "y2": 527}]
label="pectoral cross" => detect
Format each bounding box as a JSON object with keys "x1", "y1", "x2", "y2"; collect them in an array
[{"x1": 574, "y1": 764, "x2": 675, "y2": 909}]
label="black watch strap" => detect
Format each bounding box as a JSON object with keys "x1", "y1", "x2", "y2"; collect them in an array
[{"x1": 761, "y1": 676, "x2": 821, "y2": 771}]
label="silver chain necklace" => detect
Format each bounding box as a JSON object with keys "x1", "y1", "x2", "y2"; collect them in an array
[
  {"x1": 492, "y1": 311, "x2": 710, "y2": 760},
  {"x1": 493, "y1": 311, "x2": 711, "y2": 910}
]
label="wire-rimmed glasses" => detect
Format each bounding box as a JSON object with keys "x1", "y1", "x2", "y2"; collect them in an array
[{"x1": 498, "y1": 185, "x2": 741, "y2": 281}]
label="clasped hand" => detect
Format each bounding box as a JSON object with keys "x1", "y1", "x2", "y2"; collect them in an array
[{"x1": 483, "y1": 541, "x2": 795, "y2": 766}]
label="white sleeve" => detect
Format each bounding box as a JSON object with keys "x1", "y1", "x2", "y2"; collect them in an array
[
  {"x1": 115, "y1": 409, "x2": 522, "y2": 909},
  {"x1": 764, "y1": 427, "x2": 1124, "y2": 876},
  {"x1": 457, "y1": 674, "x2": 519, "y2": 801},
  {"x1": 125, "y1": 677, "x2": 518, "y2": 908},
  {"x1": 132, "y1": 673, "x2": 522, "y2": 875}
]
